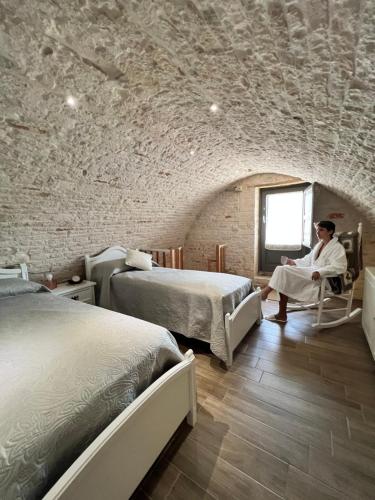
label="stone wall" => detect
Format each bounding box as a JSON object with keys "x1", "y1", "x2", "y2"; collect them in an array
[
  {"x1": 185, "y1": 174, "x2": 375, "y2": 299},
  {"x1": 0, "y1": 185, "x2": 187, "y2": 282},
  {"x1": 1, "y1": 1, "x2": 374, "y2": 282},
  {"x1": 184, "y1": 173, "x2": 298, "y2": 276}
]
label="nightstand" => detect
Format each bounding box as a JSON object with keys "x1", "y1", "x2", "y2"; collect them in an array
[{"x1": 51, "y1": 280, "x2": 96, "y2": 305}]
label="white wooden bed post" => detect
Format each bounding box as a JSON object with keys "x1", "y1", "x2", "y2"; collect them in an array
[{"x1": 224, "y1": 288, "x2": 262, "y2": 368}]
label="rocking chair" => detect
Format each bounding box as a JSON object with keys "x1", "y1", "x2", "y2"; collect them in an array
[{"x1": 288, "y1": 222, "x2": 363, "y2": 329}]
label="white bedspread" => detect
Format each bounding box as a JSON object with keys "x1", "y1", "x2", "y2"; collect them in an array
[{"x1": 108, "y1": 268, "x2": 252, "y2": 363}]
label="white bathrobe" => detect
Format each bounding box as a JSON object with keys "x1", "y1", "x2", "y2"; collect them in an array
[{"x1": 269, "y1": 237, "x2": 347, "y2": 303}]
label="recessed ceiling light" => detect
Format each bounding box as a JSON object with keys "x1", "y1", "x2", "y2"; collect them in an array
[
  {"x1": 66, "y1": 95, "x2": 78, "y2": 109},
  {"x1": 190, "y1": 150, "x2": 195, "y2": 156},
  {"x1": 210, "y1": 103, "x2": 219, "y2": 113}
]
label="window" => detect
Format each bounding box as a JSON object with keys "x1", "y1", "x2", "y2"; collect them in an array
[
  {"x1": 259, "y1": 183, "x2": 312, "y2": 273},
  {"x1": 265, "y1": 190, "x2": 304, "y2": 250}
]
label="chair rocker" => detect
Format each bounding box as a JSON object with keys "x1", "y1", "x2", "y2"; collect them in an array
[{"x1": 287, "y1": 222, "x2": 363, "y2": 329}]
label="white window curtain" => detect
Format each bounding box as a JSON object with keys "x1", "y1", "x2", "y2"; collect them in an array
[
  {"x1": 265, "y1": 191, "x2": 303, "y2": 250},
  {"x1": 302, "y1": 185, "x2": 313, "y2": 248}
]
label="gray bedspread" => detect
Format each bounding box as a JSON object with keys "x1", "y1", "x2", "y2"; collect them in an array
[
  {"x1": 0, "y1": 280, "x2": 183, "y2": 500},
  {"x1": 94, "y1": 265, "x2": 252, "y2": 364}
]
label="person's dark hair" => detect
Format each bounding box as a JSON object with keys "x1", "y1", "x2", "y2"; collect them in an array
[{"x1": 317, "y1": 220, "x2": 335, "y2": 237}]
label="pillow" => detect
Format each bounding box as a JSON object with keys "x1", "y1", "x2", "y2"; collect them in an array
[
  {"x1": 125, "y1": 249, "x2": 153, "y2": 271},
  {"x1": 0, "y1": 278, "x2": 50, "y2": 298}
]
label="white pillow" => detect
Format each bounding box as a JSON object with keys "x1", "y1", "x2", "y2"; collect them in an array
[{"x1": 125, "y1": 249, "x2": 153, "y2": 271}]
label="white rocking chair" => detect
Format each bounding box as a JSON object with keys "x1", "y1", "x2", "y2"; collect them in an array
[{"x1": 288, "y1": 222, "x2": 363, "y2": 329}]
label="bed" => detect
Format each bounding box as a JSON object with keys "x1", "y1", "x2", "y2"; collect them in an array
[
  {"x1": 85, "y1": 246, "x2": 262, "y2": 367},
  {"x1": 0, "y1": 268, "x2": 196, "y2": 500}
]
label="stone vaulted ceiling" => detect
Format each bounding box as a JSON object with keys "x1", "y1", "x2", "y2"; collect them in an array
[{"x1": 1, "y1": 0, "x2": 374, "y2": 248}]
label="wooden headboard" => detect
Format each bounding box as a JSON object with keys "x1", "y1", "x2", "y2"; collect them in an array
[
  {"x1": 85, "y1": 246, "x2": 127, "y2": 280},
  {"x1": 140, "y1": 247, "x2": 183, "y2": 269}
]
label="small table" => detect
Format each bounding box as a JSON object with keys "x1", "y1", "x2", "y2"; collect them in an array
[{"x1": 50, "y1": 280, "x2": 96, "y2": 305}]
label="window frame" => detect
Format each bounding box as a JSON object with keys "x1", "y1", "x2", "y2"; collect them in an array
[{"x1": 258, "y1": 182, "x2": 311, "y2": 273}]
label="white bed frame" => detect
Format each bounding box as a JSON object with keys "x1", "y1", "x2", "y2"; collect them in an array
[
  {"x1": 0, "y1": 263, "x2": 28, "y2": 280},
  {"x1": 85, "y1": 246, "x2": 262, "y2": 368},
  {"x1": 224, "y1": 288, "x2": 262, "y2": 367},
  {"x1": 1, "y1": 264, "x2": 196, "y2": 500},
  {"x1": 44, "y1": 350, "x2": 196, "y2": 500}
]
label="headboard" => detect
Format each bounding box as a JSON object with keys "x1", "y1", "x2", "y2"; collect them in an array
[
  {"x1": 0, "y1": 263, "x2": 28, "y2": 280},
  {"x1": 85, "y1": 246, "x2": 127, "y2": 280}
]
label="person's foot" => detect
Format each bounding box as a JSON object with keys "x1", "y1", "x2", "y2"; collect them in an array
[
  {"x1": 265, "y1": 314, "x2": 287, "y2": 323},
  {"x1": 261, "y1": 287, "x2": 271, "y2": 301}
]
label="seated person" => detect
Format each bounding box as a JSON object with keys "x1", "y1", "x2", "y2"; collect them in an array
[{"x1": 261, "y1": 220, "x2": 347, "y2": 323}]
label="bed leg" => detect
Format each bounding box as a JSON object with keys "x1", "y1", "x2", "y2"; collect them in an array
[
  {"x1": 187, "y1": 409, "x2": 197, "y2": 427},
  {"x1": 225, "y1": 350, "x2": 233, "y2": 370}
]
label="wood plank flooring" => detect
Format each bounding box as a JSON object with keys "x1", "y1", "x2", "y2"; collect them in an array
[{"x1": 132, "y1": 300, "x2": 375, "y2": 499}]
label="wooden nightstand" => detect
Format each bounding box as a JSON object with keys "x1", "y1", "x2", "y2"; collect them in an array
[{"x1": 51, "y1": 280, "x2": 96, "y2": 305}]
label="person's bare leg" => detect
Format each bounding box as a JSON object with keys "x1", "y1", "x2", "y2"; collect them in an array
[
  {"x1": 276, "y1": 293, "x2": 288, "y2": 321},
  {"x1": 261, "y1": 285, "x2": 273, "y2": 301}
]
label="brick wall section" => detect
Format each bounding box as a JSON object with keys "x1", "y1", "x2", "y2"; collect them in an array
[
  {"x1": 0, "y1": 184, "x2": 187, "y2": 282},
  {"x1": 185, "y1": 174, "x2": 375, "y2": 299}
]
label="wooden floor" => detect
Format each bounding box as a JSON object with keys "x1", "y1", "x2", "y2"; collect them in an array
[{"x1": 132, "y1": 300, "x2": 375, "y2": 499}]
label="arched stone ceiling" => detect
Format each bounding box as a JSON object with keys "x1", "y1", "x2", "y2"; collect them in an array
[{"x1": 1, "y1": 0, "x2": 374, "y2": 247}]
